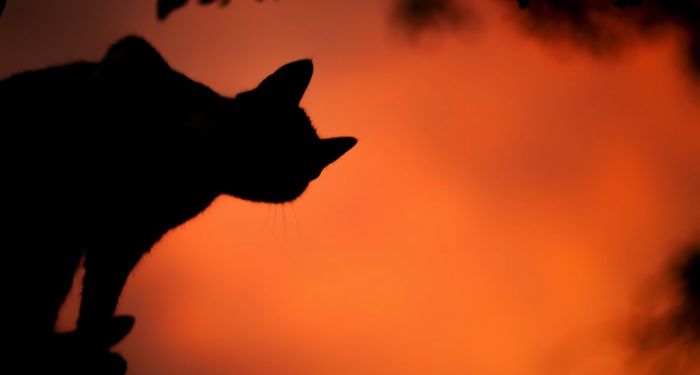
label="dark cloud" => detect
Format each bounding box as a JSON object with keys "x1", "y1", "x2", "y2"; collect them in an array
[
  {"x1": 512, "y1": 0, "x2": 700, "y2": 77},
  {"x1": 157, "y1": 0, "x2": 233, "y2": 20},
  {"x1": 392, "y1": 0, "x2": 473, "y2": 34},
  {"x1": 633, "y1": 245, "x2": 700, "y2": 373}
]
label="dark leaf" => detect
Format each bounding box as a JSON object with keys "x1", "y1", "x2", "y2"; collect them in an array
[
  {"x1": 158, "y1": 0, "x2": 236, "y2": 20},
  {"x1": 157, "y1": 0, "x2": 188, "y2": 20}
]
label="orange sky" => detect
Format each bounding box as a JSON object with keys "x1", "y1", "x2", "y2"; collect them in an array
[{"x1": 2, "y1": 1, "x2": 700, "y2": 374}]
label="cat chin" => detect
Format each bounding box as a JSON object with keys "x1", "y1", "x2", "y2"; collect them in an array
[{"x1": 232, "y1": 182, "x2": 310, "y2": 204}]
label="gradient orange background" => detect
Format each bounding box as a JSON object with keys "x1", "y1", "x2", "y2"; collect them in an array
[{"x1": 2, "y1": 1, "x2": 699, "y2": 374}]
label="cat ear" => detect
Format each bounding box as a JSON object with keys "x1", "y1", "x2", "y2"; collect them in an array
[
  {"x1": 318, "y1": 137, "x2": 357, "y2": 168},
  {"x1": 256, "y1": 59, "x2": 313, "y2": 105},
  {"x1": 91, "y1": 36, "x2": 169, "y2": 82}
]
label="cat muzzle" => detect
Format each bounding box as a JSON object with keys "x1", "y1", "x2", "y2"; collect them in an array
[{"x1": 319, "y1": 137, "x2": 357, "y2": 168}]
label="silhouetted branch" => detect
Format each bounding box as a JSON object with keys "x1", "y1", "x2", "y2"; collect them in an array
[{"x1": 512, "y1": 0, "x2": 700, "y2": 77}]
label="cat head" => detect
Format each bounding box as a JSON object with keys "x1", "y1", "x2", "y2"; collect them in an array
[
  {"x1": 213, "y1": 59, "x2": 356, "y2": 203},
  {"x1": 92, "y1": 36, "x2": 355, "y2": 203}
]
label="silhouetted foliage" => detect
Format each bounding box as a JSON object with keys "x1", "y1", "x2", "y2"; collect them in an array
[
  {"x1": 158, "y1": 0, "x2": 262, "y2": 20},
  {"x1": 2, "y1": 35, "x2": 355, "y2": 372},
  {"x1": 158, "y1": 0, "x2": 188, "y2": 20},
  {"x1": 0, "y1": 0, "x2": 6, "y2": 18},
  {"x1": 634, "y1": 244, "x2": 700, "y2": 373},
  {"x1": 158, "y1": 0, "x2": 233, "y2": 20},
  {"x1": 512, "y1": 0, "x2": 700, "y2": 77},
  {"x1": 393, "y1": 0, "x2": 700, "y2": 79}
]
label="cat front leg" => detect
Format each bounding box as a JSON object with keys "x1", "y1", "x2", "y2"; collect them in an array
[{"x1": 77, "y1": 245, "x2": 144, "y2": 349}]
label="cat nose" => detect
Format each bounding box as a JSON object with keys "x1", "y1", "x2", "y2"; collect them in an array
[{"x1": 319, "y1": 137, "x2": 357, "y2": 168}]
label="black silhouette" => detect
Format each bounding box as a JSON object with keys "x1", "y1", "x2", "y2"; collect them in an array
[
  {"x1": 391, "y1": 0, "x2": 700, "y2": 79},
  {"x1": 1, "y1": 35, "x2": 356, "y2": 373},
  {"x1": 158, "y1": 0, "x2": 252, "y2": 20},
  {"x1": 518, "y1": 0, "x2": 641, "y2": 8}
]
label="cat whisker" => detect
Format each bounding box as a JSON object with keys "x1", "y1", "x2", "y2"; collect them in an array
[
  {"x1": 290, "y1": 203, "x2": 302, "y2": 236},
  {"x1": 281, "y1": 203, "x2": 288, "y2": 249},
  {"x1": 271, "y1": 204, "x2": 277, "y2": 238},
  {"x1": 281, "y1": 204, "x2": 287, "y2": 231},
  {"x1": 260, "y1": 204, "x2": 272, "y2": 232}
]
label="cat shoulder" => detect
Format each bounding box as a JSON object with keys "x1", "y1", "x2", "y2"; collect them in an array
[{"x1": 0, "y1": 61, "x2": 95, "y2": 107}]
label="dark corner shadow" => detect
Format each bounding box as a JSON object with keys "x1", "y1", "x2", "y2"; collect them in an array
[{"x1": 2, "y1": 35, "x2": 355, "y2": 373}]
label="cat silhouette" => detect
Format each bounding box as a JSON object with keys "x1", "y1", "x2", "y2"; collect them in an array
[{"x1": 1, "y1": 35, "x2": 356, "y2": 374}]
